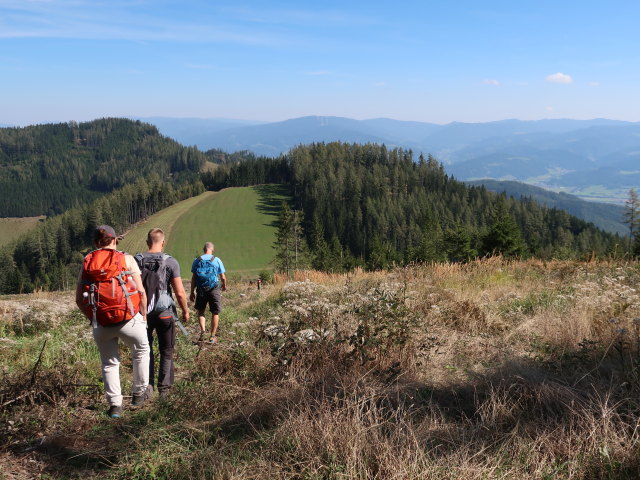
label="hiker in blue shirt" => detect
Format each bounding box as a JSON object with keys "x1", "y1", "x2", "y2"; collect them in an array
[{"x1": 190, "y1": 242, "x2": 227, "y2": 343}]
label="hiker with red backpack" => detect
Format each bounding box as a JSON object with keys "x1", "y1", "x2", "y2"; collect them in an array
[
  {"x1": 190, "y1": 242, "x2": 227, "y2": 343},
  {"x1": 135, "y1": 228, "x2": 189, "y2": 399},
  {"x1": 75, "y1": 225, "x2": 151, "y2": 419}
]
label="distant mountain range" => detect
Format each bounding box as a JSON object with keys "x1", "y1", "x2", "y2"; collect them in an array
[
  {"x1": 142, "y1": 116, "x2": 640, "y2": 204},
  {"x1": 137, "y1": 116, "x2": 441, "y2": 156}
]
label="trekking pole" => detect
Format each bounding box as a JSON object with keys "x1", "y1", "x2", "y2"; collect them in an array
[
  {"x1": 176, "y1": 320, "x2": 189, "y2": 337},
  {"x1": 171, "y1": 305, "x2": 189, "y2": 338}
]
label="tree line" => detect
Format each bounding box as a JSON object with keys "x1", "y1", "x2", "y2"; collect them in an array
[
  {"x1": 0, "y1": 118, "x2": 205, "y2": 217},
  {"x1": 0, "y1": 117, "x2": 626, "y2": 293},
  {"x1": 0, "y1": 175, "x2": 204, "y2": 294},
  {"x1": 207, "y1": 142, "x2": 620, "y2": 273}
]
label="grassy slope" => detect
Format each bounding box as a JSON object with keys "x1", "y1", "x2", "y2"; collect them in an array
[
  {"x1": 0, "y1": 216, "x2": 45, "y2": 247},
  {"x1": 119, "y1": 185, "x2": 288, "y2": 277},
  {"x1": 118, "y1": 192, "x2": 215, "y2": 253}
]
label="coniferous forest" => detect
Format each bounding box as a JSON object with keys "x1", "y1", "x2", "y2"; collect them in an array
[
  {"x1": 0, "y1": 118, "x2": 205, "y2": 217},
  {"x1": 0, "y1": 119, "x2": 206, "y2": 293},
  {"x1": 0, "y1": 120, "x2": 622, "y2": 294},
  {"x1": 204, "y1": 143, "x2": 620, "y2": 272}
]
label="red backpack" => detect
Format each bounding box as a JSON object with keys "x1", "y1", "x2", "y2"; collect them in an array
[{"x1": 80, "y1": 249, "x2": 141, "y2": 326}]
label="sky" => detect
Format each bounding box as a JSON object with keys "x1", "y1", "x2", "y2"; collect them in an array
[{"x1": 1, "y1": 0, "x2": 639, "y2": 126}]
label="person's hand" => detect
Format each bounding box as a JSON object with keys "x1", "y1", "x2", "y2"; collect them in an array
[
  {"x1": 189, "y1": 291, "x2": 195, "y2": 302},
  {"x1": 222, "y1": 284, "x2": 227, "y2": 292},
  {"x1": 182, "y1": 310, "x2": 189, "y2": 323}
]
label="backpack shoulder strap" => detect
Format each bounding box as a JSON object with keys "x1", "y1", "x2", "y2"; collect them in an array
[
  {"x1": 158, "y1": 254, "x2": 170, "y2": 275},
  {"x1": 134, "y1": 252, "x2": 144, "y2": 269}
]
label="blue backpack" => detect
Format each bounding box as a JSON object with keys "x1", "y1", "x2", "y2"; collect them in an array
[{"x1": 194, "y1": 256, "x2": 219, "y2": 291}]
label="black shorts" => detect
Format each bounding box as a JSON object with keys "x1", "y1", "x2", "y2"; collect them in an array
[{"x1": 195, "y1": 287, "x2": 222, "y2": 314}]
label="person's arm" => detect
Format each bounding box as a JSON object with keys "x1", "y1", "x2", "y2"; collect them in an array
[
  {"x1": 190, "y1": 272, "x2": 197, "y2": 302},
  {"x1": 171, "y1": 276, "x2": 190, "y2": 322},
  {"x1": 217, "y1": 258, "x2": 227, "y2": 291},
  {"x1": 75, "y1": 282, "x2": 85, "y2": 312},
  {"x1": 132, "y1": 272, "x2": 147, "y2": 320},
  {"x1": 75, "y1": 264, "x2": 87, "y2": 313}
]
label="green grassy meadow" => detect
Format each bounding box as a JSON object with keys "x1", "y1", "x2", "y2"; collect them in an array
[
  {"x1": 119, "y1": 185, "x2": 289, "y2": 278},
  {"x1": 0, "y1": 216, "x2": 45, "y2": 247}
]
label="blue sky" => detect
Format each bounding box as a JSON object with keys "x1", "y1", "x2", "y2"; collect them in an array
[{"x1": 1, "y1": 0, "x2": 638, "y2": 126}]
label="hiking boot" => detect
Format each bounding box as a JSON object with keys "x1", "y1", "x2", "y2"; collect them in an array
[
  {"x1": 131, "y1": 385, "x2": 152, "y2": 407},
  {"x1": 158, "y1": 389, "x2": 170, "y2": 401},
  {"x1": 108, "y1": 405, "x2": 123, "y2": 418}
]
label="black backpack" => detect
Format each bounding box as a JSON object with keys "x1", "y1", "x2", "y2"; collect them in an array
[{"x1": 134, "y1": 253, "x2": 175, "y2": 315}]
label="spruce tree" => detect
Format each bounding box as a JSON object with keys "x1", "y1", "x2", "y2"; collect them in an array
[
  {"x1": 623, "y1": 188, "x2": 640, "y2": 255},
  {"x1": 273, "y1": 203, "x2": 308, "y2": 278},
  {"x1": 444, "y1": 227, "x2": 477, "y2": 263},
  {"x1": 481, "y1": 199, "x2": 526, "y2": 258}
]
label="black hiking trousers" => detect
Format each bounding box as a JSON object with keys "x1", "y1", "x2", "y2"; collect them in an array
[{"x1": 147, "y1": 310, "x2": 176, "y2": 392}]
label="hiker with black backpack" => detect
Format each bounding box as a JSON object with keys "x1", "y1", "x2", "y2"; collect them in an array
[
  {"x1": 75, "y1": 225, "x2": 150, "y2": 419},
  {"x1": 135, "y1": 228, "x2": 189, "y2": 399},
  {"x1": 190, "y1": 242, "x2": 227, "y2": 344}
]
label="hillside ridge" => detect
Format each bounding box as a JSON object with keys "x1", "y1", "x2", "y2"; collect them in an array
[{"x1": 147, "y1": 116, "x2": 640, "y2": 203}]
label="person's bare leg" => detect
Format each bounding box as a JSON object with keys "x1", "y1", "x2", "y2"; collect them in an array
[
  {"x1": 211, "y1": 314, "x2": 219, "y2": 340},
  {"x1": 197, "y1": 310, "x2": 206, "y2": 338}
]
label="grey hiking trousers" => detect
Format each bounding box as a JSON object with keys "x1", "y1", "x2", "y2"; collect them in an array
[{"x1": 92, "y1": 313, "x2": 150, "y2": 407}]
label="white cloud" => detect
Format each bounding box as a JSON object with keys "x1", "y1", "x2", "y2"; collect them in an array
[
  {"x1": 589, "y1": 81, "x2": 600, "y2": 87},
  {"x1": 546, "y1": 72, "x2": 573, "y2": 84},
  {"x1": 545, "y1": 106, "x2": 554, "y2": 112},
  {"x1": 483, "y1": 79, "x2": 501, "y2": 86}
]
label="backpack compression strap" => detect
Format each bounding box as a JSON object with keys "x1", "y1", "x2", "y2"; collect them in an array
[{"x1": 115, "y1": 270, "x2": 137, "y2": 317}]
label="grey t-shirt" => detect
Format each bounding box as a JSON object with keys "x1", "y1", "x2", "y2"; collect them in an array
[{"x1": 162, "y1": 255, "x2": 180, "y2": 296}]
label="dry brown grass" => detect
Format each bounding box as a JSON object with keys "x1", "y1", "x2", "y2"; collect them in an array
[
  {"x1": 4, "y1": 258, "x2": 640, "y2": 479},
  {"x1": 195, "y1": 258, "x2": 640, "y2": 479}
]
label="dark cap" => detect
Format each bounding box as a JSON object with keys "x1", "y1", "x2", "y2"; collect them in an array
[{"x1": 94, "y1": 225, "x2": 123, "y2": 246}]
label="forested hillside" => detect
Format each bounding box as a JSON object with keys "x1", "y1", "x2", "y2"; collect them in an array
[
  {"x1": 204, "y1": 143, "x2": 620, "y2": 271},
  {"x1": 0, "y1": 118, "x2": 205, "y2": 216},
  {"x1": 0, "y1": 126, "x2": 623, "y2": 294},
  {"x1": 466, "y1": 179, "x2": 626, "y2": 235},
  {"x1": 0, "y1": 175, "x2": 204, "y2": 293}
]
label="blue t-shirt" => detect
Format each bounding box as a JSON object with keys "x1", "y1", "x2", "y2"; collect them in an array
[{"x1": 191, "y1": 254, "x2": 225, "y2": 278}]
